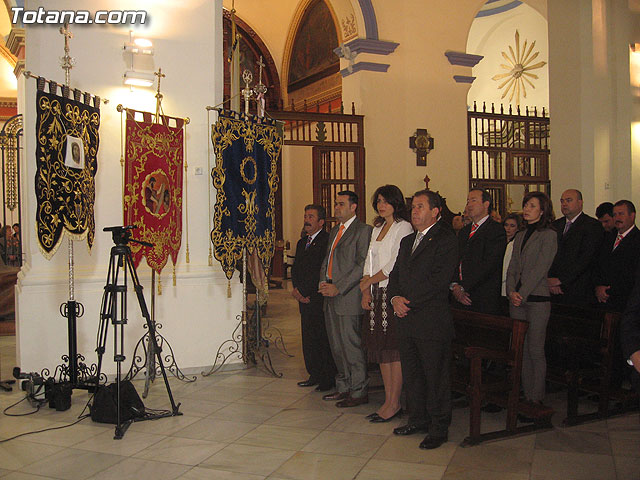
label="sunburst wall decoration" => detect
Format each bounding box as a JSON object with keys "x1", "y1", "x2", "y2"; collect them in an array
[{"x1": 492, "y1": 30, "x2": 546, "y2": 105}]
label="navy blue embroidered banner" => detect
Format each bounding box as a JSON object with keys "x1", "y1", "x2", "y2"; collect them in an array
[{"x1": 210, "y1": 110, "x2": 282, "y2": 280}]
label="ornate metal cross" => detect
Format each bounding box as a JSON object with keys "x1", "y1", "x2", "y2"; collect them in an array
[
  {"x1": 59, "y1": 22, "x2": 75, "y2": 86},
  {"x1": 241, "y1": 69, "x2": 253, "y2": 114}
]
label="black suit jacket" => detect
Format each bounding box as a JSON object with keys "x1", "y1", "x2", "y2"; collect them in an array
[
  {"x1": 387, "y1": 221, "x2": 458, "y2": 341},
  {"x1": 548, "y1": 213, "x2": 603, "y2": 304},
  {"x1": 454, "y1": 218, "x2": 506, "y2": 314},
  {"x1": 594, "y1": 226, "x2": 640, "y2": 312},
  {"x1": 621, "y1": 262, "x2": 640, "y2": 391},
  {"x1": 291, "y1": 230, "x2": 329, "y2": 314}
]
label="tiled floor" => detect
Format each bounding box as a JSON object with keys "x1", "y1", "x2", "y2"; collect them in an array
[{"x1": 0, "y1": 282, "x2": 639, "y2": 479}]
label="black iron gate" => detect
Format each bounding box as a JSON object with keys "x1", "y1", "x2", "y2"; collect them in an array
[
  {"x1": 468, "y1": 102, "x2": 550, "y2": 217},
  {"x1": 1, "y1": 114, "x2": 23, "y2": 267}
]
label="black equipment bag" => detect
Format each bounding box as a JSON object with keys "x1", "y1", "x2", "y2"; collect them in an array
[{"x1": 90, "y1": 380, "x2": 145, "y2": 424}]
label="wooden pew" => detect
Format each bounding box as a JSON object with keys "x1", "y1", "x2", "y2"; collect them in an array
[
  {"x1": 451, "y1": 308, "x2": 553, "y2": 446},
  {"x1": 546, "y1": 304, "x2": 639, "y2": 425}
]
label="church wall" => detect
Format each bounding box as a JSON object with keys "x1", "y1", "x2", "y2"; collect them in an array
[
  {"x1": 341, "y1": 0, "x2": 487, "y2": 218},
  {"x1": 282, "y1": 145, "x2": 314, "y2": 251},
  {"x1": 16, "y1": 0, "x2": 244, "y2": 376},
  {"x1": 549, "y1": 0, "x2": 635, "y2": 214},
  {"x1": 466, "y1": 3, "x2": 549, "y2": 112}
]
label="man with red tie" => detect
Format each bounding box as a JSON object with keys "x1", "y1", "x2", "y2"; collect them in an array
[
  {"x1": 450, "y1": 188, "x2": 506, "y2": 314},
  {"x1": 319, "y1": 191, "x2": 372, "y2": 407},
  {"x1": 594, "y1": 200, "x2": 640, "y2": 312}
]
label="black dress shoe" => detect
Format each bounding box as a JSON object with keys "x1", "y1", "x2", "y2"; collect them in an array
[
  {"x1": 419, "y1": 433, "x2": 448, "y2": 449},
  {"x1": 297, "y1": 379, "x2": 318, "y2": 387},
  {"x1": 365, "y1": 412, "x2": 379, "y2": 419},
  {"x1": 370, "y1": 408, "x2": 403, "y2": 423},
  {"x1": 315, "y1": 384, "x2": 333, "y2": 392},
  {"x1": 393, "y1": 423, "x2": 428, "y2": 436}
]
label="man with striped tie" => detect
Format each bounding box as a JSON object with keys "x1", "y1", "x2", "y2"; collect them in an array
[
  {"x1": 319, "y1": 191, "x2": 372, "y2": 407},
  {"x1": 292, "y1": 204, "x2": 336, "y2": 392},
  {"x1": 594, "y1": 200, "x2": 640, "y2": 312},
  {"x1": 450, "y1": 188, "x2": 506, "y2": 314},
  {"x1": 548, "y1": 189, "x2": 603, "y2": 306}
]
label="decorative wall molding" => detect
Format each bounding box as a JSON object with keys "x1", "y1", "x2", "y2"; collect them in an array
[
  {"x1": 445, "y1": 51, "x2": 483, "y2": 67},
  {"x1": 357, "y1": 0, "x2": 379, "y2": 40},
  {"x1": 340, "y1": 61, "x2": 390, "y2": 77},
  {"x1": 334, "y1": 38, "x2": 399, "y2": 57},
  {"x1": 476, "y1": 0, "x2": 523, "y2": 18},
  {"x1": 453, "y1": 75, "x2": 476, "y2": 84}
]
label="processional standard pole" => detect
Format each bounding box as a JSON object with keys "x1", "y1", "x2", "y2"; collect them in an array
[{"x1": 59, "y1": 23, "x2": 82, "y2": 387}]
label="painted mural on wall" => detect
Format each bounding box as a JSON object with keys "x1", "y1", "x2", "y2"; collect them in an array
[{"x1": 288, "y1": 0, "x2": 339, "y2": 92}]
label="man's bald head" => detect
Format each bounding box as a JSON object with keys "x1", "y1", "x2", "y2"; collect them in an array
[{"x1": 560, "y1": 189, "x2": 583, "y2": 220}]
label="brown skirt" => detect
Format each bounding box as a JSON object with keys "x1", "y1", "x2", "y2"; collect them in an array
[{"x1": 362, "y1": 285, "x2": 400, "y2": 364}]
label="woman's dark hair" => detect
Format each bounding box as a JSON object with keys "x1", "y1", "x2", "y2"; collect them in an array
[
  {"x1": 371, "y1": 184, "x2": 410, "y2": 227},
  {"x1": 503, "y1": 212, "x2": 523, "y2": 230},
  {"x1": 522, "y1": 191, "x2": 554, "y2": 229}
]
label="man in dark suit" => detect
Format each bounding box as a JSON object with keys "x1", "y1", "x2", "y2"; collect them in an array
[
  {"x1": 388, "y1": 190, "x2": 458, "y2": 450},
  {"x1": 451, "y1": 188, "x2": 506, "y2": 314},
  {"x1": 319, "y1": 191, "x2": 372, "y2": 407},
  {"x1": 622, "y1": 263, "x2": 640, "y2": 393},
  {"x1": 548, "y1": 189, "x2": 603, "y2": 306},
  {"x1": 594, "y1": 200, "x2": 640, "y2": 312},
  {"x1": 291, "y1": 204, "x2": 337, "y2": 391}
]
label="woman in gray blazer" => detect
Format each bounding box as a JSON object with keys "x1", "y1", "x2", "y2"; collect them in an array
[{"x1": 506, "y1": 192, "x2": 557, "y2": 413}]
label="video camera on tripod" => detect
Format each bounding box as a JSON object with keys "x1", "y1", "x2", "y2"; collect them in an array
[{"x1": 103, "y1": 225, "x2": 153, "y2": 248}]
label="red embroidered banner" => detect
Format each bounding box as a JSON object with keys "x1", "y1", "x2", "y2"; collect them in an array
[{"x1": 124, "y1": 110, "x2": 184, "y2": 274}]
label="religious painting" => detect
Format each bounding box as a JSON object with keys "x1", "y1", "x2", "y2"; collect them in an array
[
  {"x1": 142, "y1": 170, "x2": 171, "y2": 219},
  {"x1": 287, "y1": 0, "x2": 339, "y2": 92},
  {"x1": 65, "y1": 135, "x2": 85, "y2": 170}
]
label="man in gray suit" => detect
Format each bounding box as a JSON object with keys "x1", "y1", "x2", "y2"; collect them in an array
[{"x1": 319, "y1": 190, "x2": 372, "y2": 407}]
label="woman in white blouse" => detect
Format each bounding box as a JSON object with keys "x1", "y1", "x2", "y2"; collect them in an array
[
  {"x1": 360, "y1": 185, "x2": 413, "y2": 422},
  {"x1": 501, "y1": 213, "x2": 523, "y2": 312}
]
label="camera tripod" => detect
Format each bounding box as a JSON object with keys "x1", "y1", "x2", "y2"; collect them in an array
[{"x1": 95, "y1": 225, "x2": 181, "y2": 439}]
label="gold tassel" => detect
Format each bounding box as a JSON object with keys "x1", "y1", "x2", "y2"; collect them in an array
[
  {"x1": 158, "y1": 274, "x2": 162, "y2": 295},
  {"x1": 173, "y1": 264, "x2": 176, "y2": 286},
  {"x1": 208, "y1": 246, "x2": 213, "y2": 266},
  {"x1": 227, "y1": 280, "x2": 231, "y2": 298},
  {"x1": 186, "y1": 245, "x2": 190, "y2": 264}
]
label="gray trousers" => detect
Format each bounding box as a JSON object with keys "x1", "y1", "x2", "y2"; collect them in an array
[
  {"x1": 324, "y1": 301, "x2": 368, "y2": 398},
  {"x1": 510, "y1": 301, "x2": 551, "y2": 402}
]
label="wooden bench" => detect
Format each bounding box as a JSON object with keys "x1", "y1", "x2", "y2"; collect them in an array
[
  {"x1": 546, "y1": 304, "x2": 639, "y2": 425},
  {"x1": 451, "y1": 308, "x2": 553, "y2": 446}
]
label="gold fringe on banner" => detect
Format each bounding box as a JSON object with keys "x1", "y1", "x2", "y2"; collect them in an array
[
  {"x1": 184, "y1": 117, "x2": 190, "y2": 263},
  {"x1": 173, "y1": 264, "x2": 176, "y2": 286},
  {"x1": 206, "y1": 108, "x2": 215, "y2": 268}
]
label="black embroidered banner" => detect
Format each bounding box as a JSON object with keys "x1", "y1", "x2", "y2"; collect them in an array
[
  {"x1": 35, "y1": 80, "x2": 100, "y2": 259},
  {"x1": 211, "y1": 110, "x2": 282, "y2": 280}
]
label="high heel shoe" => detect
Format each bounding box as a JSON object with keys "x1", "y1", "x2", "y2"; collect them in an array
[{"x1": 370, "y1": 408, "x2": 403, "y2": 423}]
